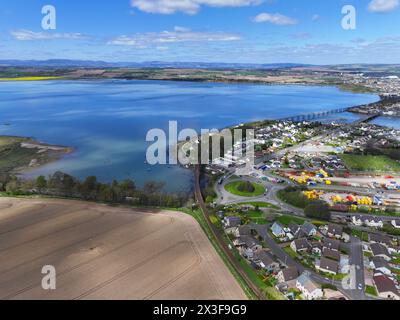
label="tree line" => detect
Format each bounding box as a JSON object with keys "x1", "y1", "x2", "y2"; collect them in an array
[{"x1": 0, "y1": 171, "x2": 191, "y2": 208}]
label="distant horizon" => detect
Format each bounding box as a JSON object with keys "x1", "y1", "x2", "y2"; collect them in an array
[
  {"x1": 1, "y1": 0, "x2": 400, "y2": 64},
  {"x1": 1, "y1": 58, "x2": 400, "y2": 67}
]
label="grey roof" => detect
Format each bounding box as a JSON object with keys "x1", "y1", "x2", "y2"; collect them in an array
[
  {"x1": 323, "y1": 248, "x2": 340, "y2": 261},
  {"x1": 301, "y1": 221, "x2": 317, "y2": 235},
  {"x1": 271, "y1": 222, "x2": 285, "y2": 235},
  {"x1": 319, "y1": 257, "x2": 339, "y2": 273},
  {"x1": 293, "y1": 238, "x2": 311, "y2": 250},
  {"x1": 281, "y1": 267, "x2": 299, "y2": 281},
  {"x1": 297, "y1": 273, "x2": 319, "y2": 292},
  {"x1": 225, "y1": 216, "x2": 241, "y2": 227},
  {"x1": 370, "y1": 243, "x2": 390, "y2": 257},
  {"x1": 369, "y1": 233, "x2": 391, "y2": 246},
  {"x1": 323, "y1": 238, "x2": 340, "y2": 251},
  {"x1": 241, "y1": 235, "x2": 261, "y2": 249},
  {"x1": 327, "y1": 224, "x2": 343, "y2": 236},
  {"x1": 288, "y1": 223, "x2": 300, "y2": 234},
  {"x1": 255, "y1": 251, "x2": 276, "y2": 267},
  {"x1": 238, "y1": 225, "x2": 252, "y2": 237},
  {"x1": 371, "y1": 256, "x2": 390, "y2": 270}
]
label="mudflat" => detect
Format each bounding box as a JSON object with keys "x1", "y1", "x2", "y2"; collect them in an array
[{"x1": 0, "y1": 197, "x2": 246, "y2": 300}]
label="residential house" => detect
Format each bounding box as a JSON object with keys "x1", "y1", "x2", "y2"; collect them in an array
[
  {"x1": 271, "y1": 222, "x2": 286, "y2": 238},
  {"x1": 255, "y1": 251, "x2": 279, "y2": 272},
  {"x1": 391, "y1": 219, "x2": 400, "y2": 229},
  {"x1": 296, "y1": 273, "x2": 324, "y2": 300},
  {"x1": 223, "y1": 216, "x2": 241, "y2": 228},
  {"x1": 323, "y1": 238, "x2": 340, "y2": 251},
  {"x1": 373, "y1": 274, "x2": 400, "y2": 300},
  {"x1": 300, "y1": 222, "x2": 317, "y2": 237},
  {"x1": 323, "y1": 248, "x2": 340, "y2": 261},
  {"x1": 317, "y1": 257, "x2": 339, "y2": 275},
  {"x1": 327, "y1": 224, "x2": 343, "y2": 239},
  {"x1": 290, "y1": 238, "x2": 311, "y2": 253},
  {"x1": 277, "y1": 267, "x2": 299, "y2": 287},
  {"x1": 352, "y1": 215, "x2": 383, "y2": 228},
  {"x1": 288, "y1": 223, "x2": 300, "y2": 237},
  {"x1": 369, "y1": 233, "x2": 392, "y2": 247},
  {"x1": 236, "y1": 225, "x2": 252, "y2": 238},
  {"x1": 311, "y1": 242, "x2": 322, "y2": 255},
  {"x1": 370, "y1": 257, "x2": 392, "y2": 276},
  {"x1": 370, "y1": 243, "x2": 392, "y2": 261}
]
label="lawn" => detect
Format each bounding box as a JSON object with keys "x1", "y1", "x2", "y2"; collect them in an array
[
  {"x1": 341, "y1": 154, "x2": 400, "y2": 173},
  {"x1": 224, "y1": 181, "x2": 265, "y2": 197},
  {"x1": 0, "y1": 76, "x2": 63, "y2": 81},
  {"x1": 276, "y1": 215, "x2": 305, "y2": 226},
  {"x1": 365, "y1": 285, "x2": 377, "y2": 296},
  {"x1": 237, "y1": 202, "x2": 279, "y2": 209}
]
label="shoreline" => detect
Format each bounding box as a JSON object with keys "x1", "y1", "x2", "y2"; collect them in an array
[{"x1": 0, "y1": 135, "x2": 73, "y2": 176}]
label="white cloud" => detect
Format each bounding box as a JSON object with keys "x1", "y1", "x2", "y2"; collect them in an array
[
  {"x1": 131, "y1": 0, "x2": 262, "y2": 15},
  {"x1": 311, "y1": 14, "x2": 320, "y2": 21},
  {"x1": 368, "y1": 0, "x2": 399, "y2": 12},
  {"x1": 252, "y1": 12, "x2": 298, "y2": 25},
  {"x1": 108, "y1": 28, "x2": 241, "y2": 46},
  {"x1": 11, "y1": 29, "x2": 87, "y2": 41}
]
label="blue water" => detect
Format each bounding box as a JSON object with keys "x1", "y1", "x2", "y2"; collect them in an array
[
  {"x1": 0, "y1": 80, "x2": 379, "y2": 191},
  {"x1": 372, "y1": 117, "x2": 400, "y2": 129}
]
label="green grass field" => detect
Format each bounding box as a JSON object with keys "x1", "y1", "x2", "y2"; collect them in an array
[
  {"x1": 341, "y1": 154, "x2": 400, "y2": 172},
  {"x1": 276, "y1": 215, "x2": 306, "y2": 226},
  {"x1": 0, "y1": 76, "x2": 63, "y2": 81},
  {"x1": 236, "y1": 201, "x2": 279, "y2": 209},
  {"x1": 224, "y1": 181, "x2": 265, "y2": 197}
]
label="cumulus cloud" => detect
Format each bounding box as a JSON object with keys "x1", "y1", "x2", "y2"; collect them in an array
[
  {"x1": 11, "y1": 29, "x2": 87, "y2": 41},
  {"x1": 130, "y1": 0, "x2": 262, "y2": 15},
  {"x1": 108, "y1": 28, "x2": 241, "y2": 46},
  {"x1": 252, "y1": 12, "x2": 298, "y2": 25},
  {"x1": 368, "y1": 0, "x2": 399, "y2": 12}
]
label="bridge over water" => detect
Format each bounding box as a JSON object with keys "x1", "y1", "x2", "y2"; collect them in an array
[{"x1": 278, "y1": 107, "x2": 349, "y2": 122}]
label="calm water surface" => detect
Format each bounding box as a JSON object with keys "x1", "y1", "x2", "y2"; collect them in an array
[{"x1": 0, "y1": 80, "x2": 379, "y2": 191}]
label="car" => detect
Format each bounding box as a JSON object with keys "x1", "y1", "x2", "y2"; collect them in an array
[{"x1": 358, "y1": 284, "x2": 363, "y2": 290}]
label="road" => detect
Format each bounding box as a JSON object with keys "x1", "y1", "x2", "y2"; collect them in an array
[{"x1": 253, "y1": 223, "x2": 378, "y2": 300}]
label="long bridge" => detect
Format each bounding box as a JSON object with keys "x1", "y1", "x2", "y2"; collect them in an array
[
  {"x1": 278, "y1": 107, "x2": 349, "y2": 122},
  {"x1": 279, "y1": 107, "x2": 381, "y2": 124}
]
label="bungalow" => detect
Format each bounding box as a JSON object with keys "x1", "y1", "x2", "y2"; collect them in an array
[
  {"x1": 236, "y1": 225, "x2": 252, "y2": 238},
  {"x1": 327, "y1": 224, "x2": 343, "y2": 239},
  {"x1": 352, "y1": 215, "x2": 383, "y2": 228},
  {"x1": 271, "y1": 222, "x2": 286, "y2": 238},
  {"x1": 391, "y1": 219, "x2": 400, "y2": 229},
  {"x1": 237, "y1": 235, "x2": 262, "y2": 260},
  {"x1": 373, "y1": 274, "x2": 400, "y2": 300},
  {"x1": 223, "y1": 216, "x2": 241, "y2": 228},
  {"x1": 370, "y1": 243, "x2": 392, "y2": 261},
  {"x1": 317, "y1": 257, "x2": 339, "y2": 275},
  {"x1": 368, "y1": 233, "x2": 392, "y2": 247},
  {"x1": 311, "y1": 243, "x2": 322, "y2": 255},
  {"x1": 288, "y1": 223, "x2": 300, "y2": 236},
  {"x1": 277, "y1": 267, "x2": 299, "y2": 285},
  {"x1": 323, "y1": 248, "x2": 340, "y2": 261},
  {"x1": 323, "y1": 238, "x2": 340, "y2": 252},
  {"x1": 290, "y1": 238, "x2": 311, "y2": 253},
  {"x1": 370, "y1": 257, "x2": 392, "y2": 276},
  {"x1": 296, "y1": 273, "x2": 324, "y2": 300},
  {"x1": 300, "y1": 222, "x2": 317, "y2": 237},
  {"x1": 255, "y1": 251, "x2": 280, "y2": 272}
]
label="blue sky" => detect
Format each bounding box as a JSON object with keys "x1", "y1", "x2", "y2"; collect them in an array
[{"x1": 0, "y1": 0, "x2": 400, "y2": 64}]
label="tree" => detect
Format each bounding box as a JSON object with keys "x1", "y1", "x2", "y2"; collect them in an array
[
  {"x1": 304, "y1": 201, "x2": 331, "y2": 221},
  {"x1": 36, "y1": 175, "x2": 47, "y2": 190}
]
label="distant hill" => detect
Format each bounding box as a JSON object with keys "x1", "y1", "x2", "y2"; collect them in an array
[{"x1": 0, "y1": 59, "x2": 311, "y2": 70}]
